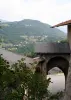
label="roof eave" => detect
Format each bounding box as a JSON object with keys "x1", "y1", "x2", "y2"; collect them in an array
[{"x1": 51, "y1": 20, "x2": 71, "y2": 28}]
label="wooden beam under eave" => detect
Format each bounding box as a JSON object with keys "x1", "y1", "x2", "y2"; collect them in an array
[{"x1": 67, "y1": 25, "x2": 71, "y2": 50}]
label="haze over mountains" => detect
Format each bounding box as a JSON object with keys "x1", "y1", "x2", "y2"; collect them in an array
[
  {"x1": 0, "y1": 19, "x2": 8, "y2": 22},
  {"x1": 0, "y1": 19, "x2": 66, "y2": 42}
]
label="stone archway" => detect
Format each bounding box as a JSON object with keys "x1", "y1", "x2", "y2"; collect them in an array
[
  {"x1": 48, "y1": 67, "x2": 63, "y2": 74},
  {"x1": 46, "y1": 56, "x2": 69, "y2": 88},
  {"x1": 48, "y1": 67, "x2": 65, "y2": 93}
]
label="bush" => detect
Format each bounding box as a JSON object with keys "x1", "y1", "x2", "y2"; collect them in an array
[
  {"x1": 48, "y1": 91, "x2": 64, "y2": 100},
  {"x1": 0, "y1": 55, "x2": 51, "y2": 100}
]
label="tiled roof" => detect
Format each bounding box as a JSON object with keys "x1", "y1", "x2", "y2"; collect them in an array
[{"x1": 51, "y1": 20, "x2": 71, "y2": 28}]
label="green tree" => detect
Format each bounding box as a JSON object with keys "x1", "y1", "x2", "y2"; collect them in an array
[
  {"x1": 0, "y1": 56, "x2": 27, "y2": 100},
  {"x1": 27, "y1": 72, "x2": 51, "y2": 100},
  {"x1": 59, "y1": 39, "x2": 68, "y2": 43},
  {"x1": 0, "y1": 55, "x2": 51, "y2": 100}
]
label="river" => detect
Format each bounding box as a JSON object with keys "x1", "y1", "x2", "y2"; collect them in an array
[
  {"x1": 0, "y1": 48, "x2": 33, "y2": 66},
  {"x1": 0, "y1": 49, "x2": 65, "y2": 93}
]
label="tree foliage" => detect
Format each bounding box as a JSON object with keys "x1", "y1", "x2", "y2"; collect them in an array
[
  {"x1": 59, "y1": 39, "x2": 68, "y2": 43},
  {"x1": 0, "y1": 55, "x2": 51, "y2": 100}
]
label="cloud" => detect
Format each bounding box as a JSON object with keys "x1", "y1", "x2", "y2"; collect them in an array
[
  {"x1": 0, "y1": 0, "x2": 23, "y2": 21},
  {"x1": 20, "y1": 0, "x2": 71, "y2": 25},
  {"x1": 0, "y1": 0, "x2": 71, "y2": 27}
]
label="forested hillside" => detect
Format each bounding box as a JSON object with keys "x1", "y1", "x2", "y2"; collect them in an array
[{"x1": 0, "y1": 19, "x2": 66, "y2": 56}]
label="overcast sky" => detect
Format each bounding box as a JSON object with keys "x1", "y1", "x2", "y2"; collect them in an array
[{"x1": 0, "y1": 0, "x2": 71, "y2": 32}]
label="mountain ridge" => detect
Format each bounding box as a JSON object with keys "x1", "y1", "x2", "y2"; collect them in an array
[{"x1": 0, "y1": 19, "x2": 66, "y2": 42}]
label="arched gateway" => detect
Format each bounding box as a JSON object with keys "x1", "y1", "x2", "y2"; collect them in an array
[
  {"x1": 35, "y1": 42, "x2": 70, "y2": 88},
  {"x1": 51, "y1": 20, "x2": 71, "y2": 100}
]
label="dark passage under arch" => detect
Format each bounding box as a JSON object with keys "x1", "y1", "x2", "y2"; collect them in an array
[{"x1": 46, "y1": 56, "x2": 69, "y2": 80}]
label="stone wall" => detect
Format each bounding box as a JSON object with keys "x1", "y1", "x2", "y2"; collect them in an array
[{"x1": 64, "y1": 57, "x2": 71, "y2": 100}]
